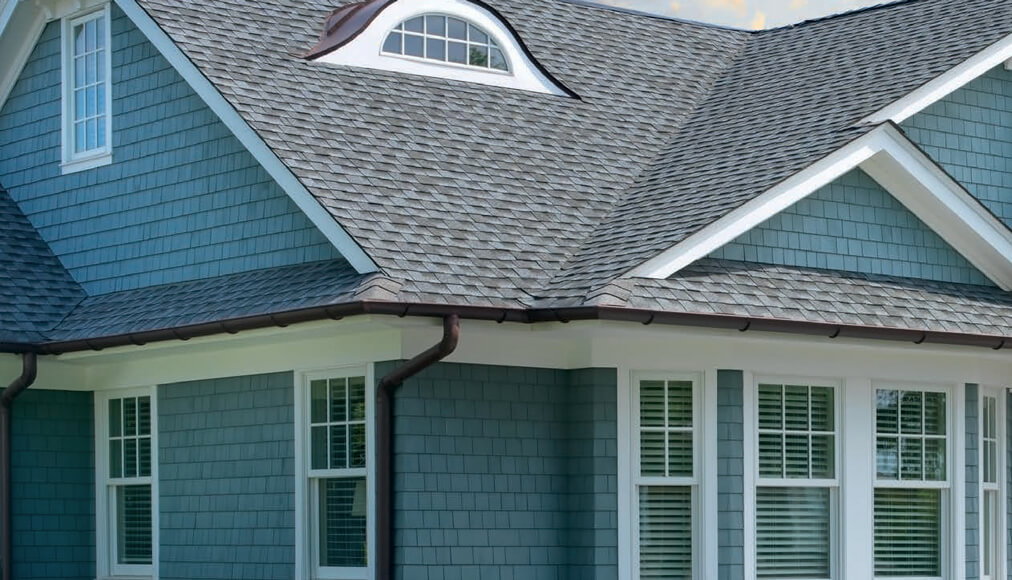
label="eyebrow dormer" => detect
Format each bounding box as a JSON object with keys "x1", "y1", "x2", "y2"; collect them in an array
[{"x1": 304, "y1": 0, "x2": 575, "y2": 97}]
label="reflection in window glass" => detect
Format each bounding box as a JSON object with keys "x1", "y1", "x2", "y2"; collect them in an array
[{"x1": 384, "y1": 15, "x2": 510, "y2": 72}]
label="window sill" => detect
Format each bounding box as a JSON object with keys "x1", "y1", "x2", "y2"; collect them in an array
[{"x1": 61, "y1": 152, "x2": 112, "y2": 175}]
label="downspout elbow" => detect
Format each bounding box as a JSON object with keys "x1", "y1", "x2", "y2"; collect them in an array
[{"x1": 2, "y1": 353, "x2": 37, "y2": 409}]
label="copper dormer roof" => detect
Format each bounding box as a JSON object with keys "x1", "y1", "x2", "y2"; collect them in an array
[{"x1": 304, "y1": 0, "x2": 396, "y2": 59}]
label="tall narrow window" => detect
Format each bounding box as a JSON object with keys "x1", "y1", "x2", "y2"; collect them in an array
[
  {"x1": 303, "y1": 372, "x2": 370, "y2": 579},
  {"x1": 755, "y1": 382, "x2": 837, "y2": 579},
  {"x1": 874, "y1": 388, "x2": 948, "y2": 578},
  {"x1": 981, "y1": 393, "x2": 1001, "y2": 580},
  {"x1": 62, "y1": 5, "x2": 113, "y2": 172},
  {"x1": 97, "y1": 388, "x2": 157, "y2": 579},
  {"x1": 634, "y1": 376, "x2": 698, "y2": 578}
]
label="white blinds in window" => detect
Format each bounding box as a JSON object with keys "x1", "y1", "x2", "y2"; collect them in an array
[
  {"x1": 639, "y1": 486, "x2": 692, "y2": 579},
  {"x1": 756, "y1": 487, "x2": 831, "y2": 578},
  {"x1": 873, "y1": 488, "x2": 941, "y2": 577}
]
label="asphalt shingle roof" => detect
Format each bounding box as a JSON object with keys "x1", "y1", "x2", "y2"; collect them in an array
[{"x1": 0, "y1": 185, "x2": 84, "y2": 344}]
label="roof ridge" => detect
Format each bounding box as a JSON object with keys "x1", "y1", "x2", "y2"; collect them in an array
[
  {"x1": 552, "y1": 0, "x2": 750, "y2": 32},
  {"x1": 761, "y1": 0, "x2": 921, "y2": 31}
]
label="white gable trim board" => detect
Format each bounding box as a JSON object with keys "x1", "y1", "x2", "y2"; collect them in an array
[
  {"x1": 0, "y1": 0, "x2": 380, "y2": 275},
  {"x1": 627, "y1": 124, "x2": 1012, "y2": 291},
  {"x1": 862, "y1": 31, "x2": 1012, "y2": 125}
]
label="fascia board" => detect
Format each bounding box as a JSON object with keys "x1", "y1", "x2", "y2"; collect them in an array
[
  {"x1": 0, "y1": 2, "x2": 47, "y2": 113},
  {"x1": 625, "y1": 128, "x2": 887, "y2": 279},
  {"x1": 862, "y1": 32, "x2": 1012, "y2": 125},
  {"x1": 627, "y1": 124, "x2": 1012, "y2": 291},
  {"x1": 114, "y1": 0, "x2": 380, "y2": 274}
]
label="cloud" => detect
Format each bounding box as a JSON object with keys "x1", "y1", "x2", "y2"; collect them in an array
[
  {"x1": 703, "y1": 0, "x2": 747, "y2": 17},
  {"x1": 790, "y1": 0, "x2": 808, "y2": 8},
  {"x1": 669, "y1": 1, "x2": 682, "y2": 13},
  {"x1": 748, "y1": 9, "x2": 767, "y2": 29}
]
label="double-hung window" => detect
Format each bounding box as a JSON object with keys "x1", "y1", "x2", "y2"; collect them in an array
[
  {"x1": 299, "y1": 370, "x2": 372, "y2": 580},
  {"x1": 873, "y1": 387, "x2": 949, "y2": 578},
  {"x1": 633, "y1": 374, "x2": 699, "y2": 578},
  {"x1": 96, "y1": 388, "x2": 157, "y2": 579},
  {"x1": 754, "y1": 381, "x2": 838, "y2": 580},
  {"x1": 981, "y1": 391, "x2": 1003, "y2": 580},
  {"x1": 62, "y1": 4, "x2": 113, "y2": 173}
]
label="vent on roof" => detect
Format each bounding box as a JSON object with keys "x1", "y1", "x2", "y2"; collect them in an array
[{"x1": 304, "y1": 0, "x2": 576, "y2": 97}]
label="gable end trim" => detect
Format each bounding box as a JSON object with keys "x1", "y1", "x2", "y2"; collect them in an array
[
  {"x1": 112, "y1": 0, "x2": 379, "y2": 274},
  {"x1": 626, "y1": 124, "x2": 1012, "y2": 291}
]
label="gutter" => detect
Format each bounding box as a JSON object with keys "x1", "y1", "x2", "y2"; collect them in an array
[
  {"x1": 375, "y1": 314, "x2": 460, "y2": 580},
  {"x1": 0, "y1": 353, "x2": 37, "y2": 580},
  {"x1": 3, "y1": 301, "x2": 1007, "y2": 355}
]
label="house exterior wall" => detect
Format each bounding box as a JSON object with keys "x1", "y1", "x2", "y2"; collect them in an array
[
  {"x1": 902, "y1": 65, "x2": 1012, "y2": 229},
  {"x1": 0, "y1": 7, "x2": 340, "y2": 295},
  {"x1": 708, "y1": 168, "x2": 992, "y2": 285},
  {"x1": 716, "y1": 370, "x2": 745, "y2": 580},
  {"x1": 966, "y1": 384, "x2": 980, "y2": 580},
  {"x1": 10, "y1": 389, "x2": 94, "y2": 580},
  {"x1": 158, "y1": 372, "x2": 296, "y2": 580}
]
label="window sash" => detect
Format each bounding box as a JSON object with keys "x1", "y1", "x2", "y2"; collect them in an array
[
  {"x1": 756, "y1": 486, "x2": 834, "y2": 580},
  {"x1": 62, "y1": 5, "x2": 112, "y2": 168},
  {"x1": 873, "y1": 488, "x2": 944, "y2": 578}
]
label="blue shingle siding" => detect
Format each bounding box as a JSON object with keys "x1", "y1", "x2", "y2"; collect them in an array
[
  {"x1": 1007, "y1": 391, "x2": 1012, "y2": 580},
  {"x1": 717, "y1": 370, "x2": 744, "y2": 580},
  {"x1": 0, "y1": 9, "x2": 340, "y2": 295},
  {"x1": 709, "y1": 169, "x2": 992, "y2": 286},
  {"x1": 966, "y1": 384, "x2": 980, "y2": 580},
  {"x1": 386, "y1": 362, "x2": 618, "y2": 580},
  {"x1": 158, "y1": 372, "x2": 295, "y2": 580},
  {"x1": 10, "y1": 389, "x2": 94, "y2": 580},
  {"x1": 903, "y1": 65, "x2": 1012, "y2": 229}
]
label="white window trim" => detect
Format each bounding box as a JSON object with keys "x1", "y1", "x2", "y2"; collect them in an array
[
  {"x1": 380, "y1": 12, "x2": 512, "y2": 75},
  {"x1": 619, "y1": 370, "x2": 712, "y2": 580},
  {"x1": 870, "y1": 381, "x2": 963, "y2": 580},
  {"x1": 746, "y1": 376, "x2": 843, "y2": 580},
  {"x1": 313, "y1": 0, "x2": 570, "y2": 96},
  {"x1": 980, "y1": 386, "x2": 1006, "y2": 580},
  {"x1": 60, "y1": 3, "x2": 113, "y2": 174},
  {"x1": 94, "y1": 385, "x2": 159, "y2": 580},
  {"x1": 294, "y1": 365, "x2": 376, "y2": 580}
]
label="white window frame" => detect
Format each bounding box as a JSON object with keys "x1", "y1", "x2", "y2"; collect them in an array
[
  {"x1": 380, "y1": 13, "x2": 512, "y2": 75},
  {"x1": 627, "y1": 371, "x2": 704, "y2": 579},
  {"x1": 871, "y1": 382, "x2": 957, "y2": 580},
  {"x1": 94, "y1": 386, "x2": 159, "y2": 580},
  {"x1": 980, "y1": 387, "x2": 1006, "y2": 580},
  {"x1": 61, "y1": 3, "x2": 113, "y2": 174},
  {"x1": 295, "y1": 366, "x2": 376, "y2": 580},
  {"x1": 750, "y1": 376, "x2": 842, "y2": 580}
]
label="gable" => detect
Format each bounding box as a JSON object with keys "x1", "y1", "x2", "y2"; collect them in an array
[
  {"x1": 0, "y1": 6, "x2": 342, "y2": 295},
  {"x1": 708, "y1": 169, "x2": 994, "y2": 286},
  {"x1": 902, "y1": 64, "x2": 1012, "y2": 229}
]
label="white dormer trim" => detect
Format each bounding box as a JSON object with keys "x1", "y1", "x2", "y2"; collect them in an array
[
  {"x1": 862, "y1": 32, "x2": 1012, "y2": 125},
  {"x1": 626, "y1": 124, "x2": 1012, "y2": 291},
  {"x1": 314, "y1": 0, "x2": 571, "y2": 96}
]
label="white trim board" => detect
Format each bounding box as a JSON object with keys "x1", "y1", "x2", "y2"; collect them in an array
[
  {"x1": 626, "y1": 124, "x2": 1012, "y2": 291},
  {"x1": 863, "y1": 32, "x2": 1012, "y2": 125},
  {"x1": 112, "y1": 0, "x2": 378, "y2": 274}
]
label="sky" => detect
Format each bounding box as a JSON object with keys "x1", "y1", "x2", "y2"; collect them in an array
[{"x1": 598, "y1": 0, "x2": 896, "y2": 29}]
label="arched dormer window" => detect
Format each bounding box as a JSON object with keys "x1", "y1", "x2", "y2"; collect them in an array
[
  {"x1": 382, "y1": 15, "x2": 509, "y2": 72},
  {"x1": 305, "y1": 0, "x2": 575, "y2": 97}
]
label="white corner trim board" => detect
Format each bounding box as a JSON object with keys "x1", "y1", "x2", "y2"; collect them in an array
[
  {"x1": 863, "y1": 32, "x2": 1012, "y2": 125},
  {"x1": 315, "y1": 0, "x2": 569, "y2": 96},
  {"x1": 626, "y1": 124, "x2": 1012, "y2": 291},
  {"x1": 112, "y1": 0, "x2": 379, "y2": 274}
]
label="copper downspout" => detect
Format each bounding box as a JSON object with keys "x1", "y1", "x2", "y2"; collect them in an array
[
  {"x1": 1, "y1": 353, "x2": 37, "y2": 580},
  {"x1": 375, "y1": 315, "x2": 460, "y2": 580}
]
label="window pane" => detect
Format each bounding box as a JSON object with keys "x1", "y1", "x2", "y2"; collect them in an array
[
  {"x1": 330, "y1": 378, "x2": 347, "y2": 422},
  {"x1": 448, "y1": 41, "x2": 467, "y2": 64},
  {"x1": 984, "y1": 491, "x2": 994, "y2": 576},
  {"x1": 349, "y1": 424, "x2": 366, "y2": 469},
  {"x1": 75, "y1": 89, "x2": 87, "y2": 121},
  {"x1": 667, "y1": 432, "x2": 692, "y2": 477},
  {"x1": 447, "y1": 18, "x2": 467, "y2": 40},
  {"x1": 924, "y1": 392, "x2": 946, "y2": 436},
  {"x1": 468, "y1": 24, "x2": 488, "y2": 43},
  {"x1": 900, "y1": 437, "x2": 923, "y2": 480},
  {"x1": 330, "y1": 425, "x2": 348, "y2": 470},
  {"x1": 468, "y1": 45, "x2": 488, "y2": 67},
  {"x1": 640, "y1": 431, "x2": 665, "y2": 476},
  {"x1": 900, "y1": 391, "x2": 923, "y2": 435},
  {"x1": 810, "y1": 387, "x2": 834, "y2": 432},
  {"x1": 74, "y1": 24, "x2": 86, "y2": 55},
  {"x1": 137, "y1": 397, "x2": 150, "y2": 436},
  {"x1": 310, "y1": 380, "x2": 328, "y2": 423},
  {"x1": 124, "y1": 397, "x2": 137, "y2": 437},
  {"x1": 758, "y1": 433, "x2": 783, "y2": 478},
  {"x1": 349, "y1": 377, "x2": 366, "y2": 421},
  {"x1": 320, "y1": 478, "x2": 367, "y2": 567},
  {"x1": 874, "y1": 488, "x2": 940, "y2": 577},
  {"x1": 117, "y1": 485, "x2": 152, "y2": 565},
  {"x1": 426, "y1": 38, "x2": 446, "y2": 61},
  {"x1": 757, "y1": 385, "x2": 782, "y2": 430},
  {"x1": 404, "y1": 16, "x2": 424, "y2": 33},
  {"x1": 876, "y1": 437, "x2": 898, "y2": 479},
  {"x1": 923, "y1": 438, "x2": 945, "y2": 481},
  {"x1": 425, "y1": 15, "x2": 446, "y2": 36},
  {"x1": 667, "y1": 381, "x2": 692, "y2": 428},
  {"x1": 138, "y1": 437, "x2": 151, "y2": 478},
  {"x1": 876, "y1": 390, "x2": 899, "y2": 434},
  {"x1": 383, "y1": 32, "x2": 402, "y2": 54},
  {"x1": 640, "y1": 381, "x2": 665, "y2": 427},
  {"x1": 109, "y1": 399, "x2": 122, "y2": 437},
  {"x1": 124, "y1": 438, "x2": 138, "y2": 478},
  {"x1": 404, "y1": 35, "x2": 424, "y2": 58},
  {"x1": 95, "y1": 16, "x2": 105, "y2": 50},
  {"x1": 639, "y1": 486, "x2": 691, "y2": 578},
  {"x1": 490, "y1": 47, "x2": 507, "y2": 71},
  {"x1": 811, "y1": 435, "x2": 834, "y2": 479},
  {"x1": 311, "y1": 426, "x2": 328, "y2": 470},
  {"x1": 110, "y1": 439, "x2": 122, "y2": 478},
  {"x1": 784, "y1": 386, "x2": 809, "y2": 430},
  {"x1": 784, "y1": 434, "x2": 809, "y2": 478},
  {"x1": 757, "y1": 487, "x2": 831, "y2": 579}
]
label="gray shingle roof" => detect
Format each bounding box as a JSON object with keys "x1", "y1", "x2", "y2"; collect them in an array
[
  {"x1": 630, "y1": 259, "x2": 1012, "y2": 338},
  {"x1": 0, "y1": 185, "x2": 84, "y2": 344}
]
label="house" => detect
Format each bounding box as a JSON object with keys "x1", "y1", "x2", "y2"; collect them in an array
[{"x1": 0, "y1": 0, "x2": 1010, "y2": 578}]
